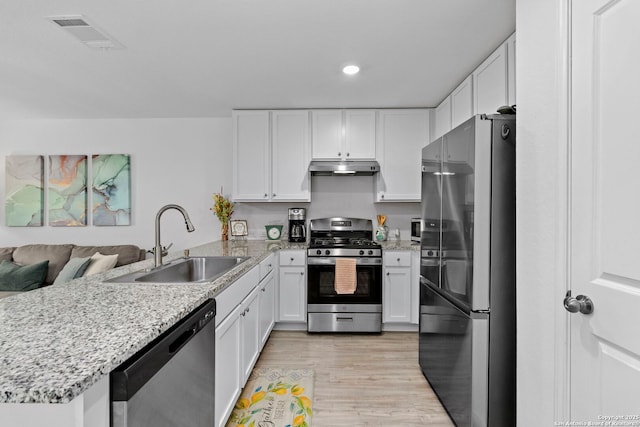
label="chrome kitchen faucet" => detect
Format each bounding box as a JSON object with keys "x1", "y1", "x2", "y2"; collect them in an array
[{"x1": 153, "y1": 204, "x2": 195, "y2": 268}]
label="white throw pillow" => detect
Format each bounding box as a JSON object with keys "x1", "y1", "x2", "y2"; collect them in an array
[{"x1": 82, "y1": 252, "x2": 119, "y2": 277}]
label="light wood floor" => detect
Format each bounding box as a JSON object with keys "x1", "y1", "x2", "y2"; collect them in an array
[{"x1": 253, "y1": 331, "x2": 454, "y2": 427}]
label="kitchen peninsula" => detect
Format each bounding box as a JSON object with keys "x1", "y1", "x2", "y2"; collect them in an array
[{"x1": 0, "y1": 240, "x2": 298, "y2": 427}]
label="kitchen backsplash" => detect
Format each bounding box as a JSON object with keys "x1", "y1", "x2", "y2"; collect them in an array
[{"x1": 233, "y1": 175, "x2": 420, "y2": 240}]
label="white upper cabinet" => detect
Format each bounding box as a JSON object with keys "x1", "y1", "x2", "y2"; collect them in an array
[
  {"x1": 311, "y1": 110, "x2": 342, "y2": 159},
  {"x1": 473, "y1": 42, "x2": 509, "y2": 115},
  {"x1": 233, "y1": 110, "x2": 311, "y2": 202},
  {"x1": 232, "y1": 110, "x2": 270, "y2": 201},
  {"x1": 344, "y1": 110, "x2": 376, "y2": 159},
  {"x1": 432, "y1": 32, "x2": 515, "y2": 140},
  {"x1": 271, "y1": 110, "x2": 311, "y2": 201},
  {"x1": 433, "y1": 96, "x2": 452, "y2": 141},
  {"x1": 451, "y1": 75, "x2": 474, "y2": 128},
  {"x1": 375, "y1": 109, "x2": 430, "y2": 202},
  {"x1": 311, "y1": 109, "x2": 376, "y2": 160}
]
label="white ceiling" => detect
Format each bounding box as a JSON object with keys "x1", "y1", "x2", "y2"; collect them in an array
[{"x1": 0, "y1": 0, "x2": 515, "y2": 119}]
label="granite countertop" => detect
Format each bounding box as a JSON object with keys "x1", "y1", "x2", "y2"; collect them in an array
[
  {"x1": 0, "y1": 240, "x2": 304, "y2": 404},
  {"x1": 379, "y1": 240, "x2": 420, "y2": 251},
  {"x1": 0, "y1": 239, "x2": 410, "y2": 404}
]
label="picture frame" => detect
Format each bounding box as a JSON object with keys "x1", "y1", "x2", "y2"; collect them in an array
[{"x1": 230, "y1": 219, "x2": 248, "y2": 236}]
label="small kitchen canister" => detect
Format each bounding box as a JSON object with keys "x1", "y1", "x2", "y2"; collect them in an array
[{"x1": 376, "y1": 215, "x2": 388, "y2": 241}]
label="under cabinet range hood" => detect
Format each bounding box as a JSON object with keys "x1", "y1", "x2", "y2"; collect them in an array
[{"x1": 308, "y1": 160, "x2": 380, "y2": 176}]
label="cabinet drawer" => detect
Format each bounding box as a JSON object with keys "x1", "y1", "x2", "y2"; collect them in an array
[
  {"x1": 259, "y1": 254, "x2": 275, "y2": 281},
  {"x1": 384, "y1": 251, "x2": 411, "y2": 267},
  {"x1": 279, "y1": 250, "x2": 306, "y2": 266},
  {"x1": 215, "y1": 266, "x2": 260, "y2": 326}
]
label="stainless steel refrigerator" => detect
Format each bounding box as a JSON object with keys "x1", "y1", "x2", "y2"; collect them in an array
[{"x1": 419, "y1": 114, "x2": 516, "y2": 426}]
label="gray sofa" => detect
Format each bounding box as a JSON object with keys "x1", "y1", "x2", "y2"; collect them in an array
[{"x1": 0, "y1": 244, "x2": 146, "y2": 299}]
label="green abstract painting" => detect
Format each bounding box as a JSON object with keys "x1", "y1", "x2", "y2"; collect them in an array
[
  {"x1": 48, "y1": 155, "x2": 87, "y2": 227},
  {"x1": 5, "y1": 155, "x2": 44, "y2": 227},
  {"x1": 92, "y1": 154, "x2": 131, "y2": 226}
]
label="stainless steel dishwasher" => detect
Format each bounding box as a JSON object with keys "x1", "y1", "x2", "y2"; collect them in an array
[{"x1": 110, "y1": 299, "x2": 216, "y2": 427}]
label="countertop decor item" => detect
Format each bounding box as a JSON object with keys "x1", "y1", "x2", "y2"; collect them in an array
[
  {"x1": 211, "y1": 189, "x2": 234, "y2": 241},
  {"x1": 265, "y1": 224, "x2": 283, "y2": 240},
  {"x1": 375, "y1": 215, "x2": 388, "y2": 241},
  {"x1": 230, "y1": 219, "x2": 248, "y2": 237}
]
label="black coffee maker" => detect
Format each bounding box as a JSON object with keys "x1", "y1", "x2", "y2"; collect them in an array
[{"x1": 288, "y1": 208, "x2": 306, "y2": 242}]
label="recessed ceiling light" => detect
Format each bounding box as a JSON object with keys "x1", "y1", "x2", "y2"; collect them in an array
[{"x1": 342, "y1": 65, "x2": 360, "y2": 75}]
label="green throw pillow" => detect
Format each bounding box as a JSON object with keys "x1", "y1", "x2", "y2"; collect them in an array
[
  {"x1": 53, "y1": 257, "x2": 91, "y2": 285},
  {"x1": 0, "y1": 260, "x2": 49, "y2": 292}
]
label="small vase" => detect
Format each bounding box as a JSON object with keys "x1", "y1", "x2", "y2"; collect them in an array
[
  {"x1": 221, "y1": 223, "x2": 229, "y2": 241},
  {"x1": 375, "y1": 225, "x2": 388, "y2": 242}
]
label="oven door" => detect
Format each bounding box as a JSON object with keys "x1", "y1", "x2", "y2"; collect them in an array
[{"x1": 307, "y1": 257, "x2": 382, "y2": 305}]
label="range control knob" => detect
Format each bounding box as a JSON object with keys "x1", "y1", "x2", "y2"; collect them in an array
[
  {"x1": 368, "y1": 250, "x2": 373, "y2": 255},
  {"x1": 427, "y1": 250, "x2": 434, "y2": 257},
  {"x1": 359, "y1": 250, "x2": 365, "y2": 255},
  {"x1": 316, "y1": 250, "x2": 322, "y2": 255},
  {"x1": 325, "y1": 250, "x2": 331, "y2": 256}
]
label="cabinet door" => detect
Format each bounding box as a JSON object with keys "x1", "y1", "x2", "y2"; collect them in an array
[
  {"x1": 232, "y1": 110, "x2": 270, "y2": 201},
  {"x1": 215, "y1": 304, "x2": 242, "y2": 427},
  {"x1": 473, "y1": 43, "x2": 508, "y2": 115},
  {"x1": 451, "y1": 76, "x2": 474, "y2": 128},
  {"x1": 376, "y1": 109, "x2": 429, "y2": 202},
  {"x1": 311, "y1": 110, "x2": 342, "y2": 159},
  {"x1": 344, "y1": 110, "x2": 376, "y2": 159},
  {"x1": 383, "y1": 266, "x2": 412, "y2": 323},
  {"x1": 240, "y1": 287, "x2": 261, "y2": 383},
  {"x1": 506, "y1": 33, "x2": 516, "y2": 106},
  {"x1": 271, "y1": 110, "x2": 311, "y2": 201},
  {"x1": 433, "y1": 96, "x2": 452, "y2": 141},
  {"x1": 278, "y1": 266, "x2": 306, "y2": 322},
  {"x1": 258, "y1": 272, "x2": 276, "y2": 347}
]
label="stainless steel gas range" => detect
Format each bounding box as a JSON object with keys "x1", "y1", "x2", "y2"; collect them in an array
[{"x1": 306, "y1": 217, "x2": 382, "y2": 333}]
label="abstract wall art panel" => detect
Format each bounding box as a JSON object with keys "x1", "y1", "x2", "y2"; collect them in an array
[
  {"x1": 92, "y1": 154, "x2": 131, "y2": 226},
  {"x1": 5, "y1": 155, "x2": 44, "y2": 226},
  {"x1": 48, "y1": 155, "x2": 88, "y2": 226}
]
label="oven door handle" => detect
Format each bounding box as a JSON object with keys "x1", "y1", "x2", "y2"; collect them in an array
[{"x1": 307, "y1": 257, "x2": 382, "y2": 266}]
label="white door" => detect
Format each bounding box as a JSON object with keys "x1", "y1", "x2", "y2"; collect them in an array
[{"x1": 569, "y1": 0, "x2": 640, "y2": 419}]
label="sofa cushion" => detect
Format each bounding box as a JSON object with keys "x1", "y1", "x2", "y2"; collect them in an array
[
  {"x1": 53, "y1": 256, "x2": 92, "y2": 285},
  {"x1": 0, "y1": 260, "x2": 49, "y2": 291},
  {"x1": 71, "y1": 245, "x2": 144, "y2": 267},
  {"x1": 82, "y1": 252, "x2": 119, "y2": 277},
  {"x1": 12, "y1": 244, "x2": 73, "y2": 285},
  {"x1": 0, "y1": 247, "x2": 15, "y2": 262}
]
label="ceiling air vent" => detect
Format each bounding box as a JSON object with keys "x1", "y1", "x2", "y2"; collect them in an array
[{"x1": 47, "y1": 15, "x2": 124, "y2": 50}]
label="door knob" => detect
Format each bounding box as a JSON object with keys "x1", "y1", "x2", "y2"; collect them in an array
[{"x1": 563, "y1": 291, "x2": 594, "y2": 315}]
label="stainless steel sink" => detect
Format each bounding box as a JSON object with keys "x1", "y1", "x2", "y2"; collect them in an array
[{"x1": 107, "y1": 256, "x2": 250, "y2": 283}]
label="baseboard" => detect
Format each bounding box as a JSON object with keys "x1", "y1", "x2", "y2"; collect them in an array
[
  {"x1": 382, "y1": 323, "x2": 418, "y2": 332},
  {"x1": 273, "y1": 322, "x2": 307, "y2": 331}
]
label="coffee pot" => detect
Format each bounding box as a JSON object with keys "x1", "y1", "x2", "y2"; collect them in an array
[{"x1": 288, "y1": 208, "x2": 306, "y2": 242}]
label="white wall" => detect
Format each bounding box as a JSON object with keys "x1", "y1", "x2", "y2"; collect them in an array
[
  {"x1": 0, "y1": 118, "x2": 233, "y2": 254},
  {"x1": 1, "y1": 118, "x2": 420, "y2": 252},
  {"x1": 516, "y1": 0, "x2": 569, "y2": 424},
  {"x1": 234, "y1": 175, "x2": 420, "y2": 240}
]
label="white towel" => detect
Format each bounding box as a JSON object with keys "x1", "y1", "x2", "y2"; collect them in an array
[{"x1": 334, "y1": 258, "x2": 357, "y2": 294}]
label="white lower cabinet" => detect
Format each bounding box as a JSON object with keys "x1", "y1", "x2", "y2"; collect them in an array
[
  {"x1": 214, "y1": 262, "x2": 274, "y2": 427},
  {"x1": 258, "y1": 271, "x2": 276, "y2": 346},
  {"x1": 382, "y1": 251, "x2": 419, "y2": 326},
  {"x1": 215, "y1": 303, "x2": 243, "y2": 427},
  {"x1": 277, "y1": 250, "x2": 307, "y2": 323},
  {"x1": 383, "y1": 251, "x2": 413, "y2": 323},
  {"x1": 240, "y1": 286, "x2": 261, "y2": 383}
]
